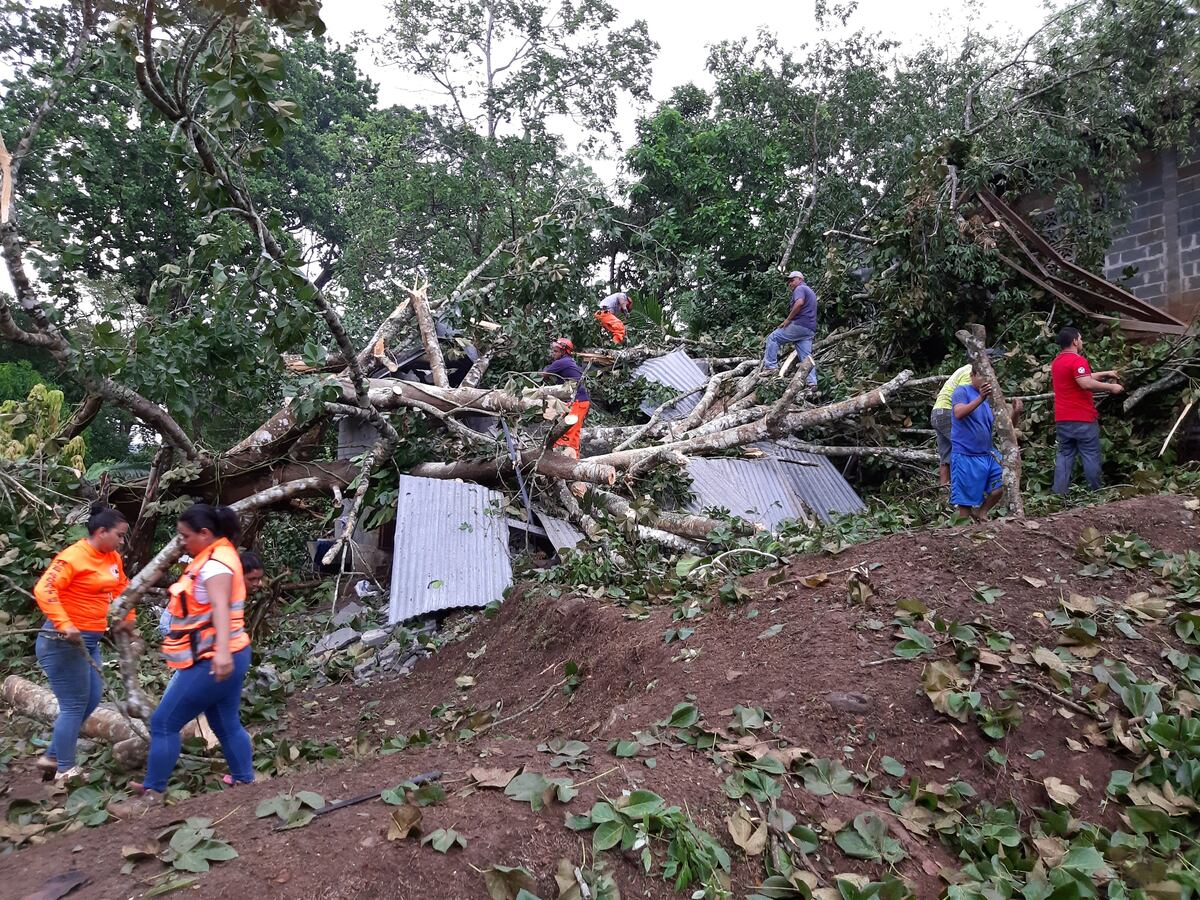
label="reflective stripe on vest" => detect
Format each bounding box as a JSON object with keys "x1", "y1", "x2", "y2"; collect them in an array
[{"x1": 160, "y1": 537, "x2": 250, "y2": 670}]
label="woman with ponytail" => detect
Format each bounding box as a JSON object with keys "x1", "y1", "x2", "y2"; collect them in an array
[
  {"x1": 33, "y1": 504, "x2": 133, "y2": 780},
  {"x1": 112, "y1": 504, "x2": 255, "y2": 813}
]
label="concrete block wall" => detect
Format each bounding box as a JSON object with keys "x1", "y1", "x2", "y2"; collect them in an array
[
  {"x1": 1103, "y1": 158, "x2": 1168, "y2": 306},
  {"x1": 1103, "y1": 149, "x2": 1200, "y2": 321},
  {"x1": 1178, "y1": 160, "x2": 1200, "y2": 300}
]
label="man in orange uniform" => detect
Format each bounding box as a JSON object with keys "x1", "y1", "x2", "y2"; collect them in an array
[
  {"x1": 595, "y1": 291, "x2": 632, "y2": 344},
  {"x1": 33, "y1": 505, "x2": 135, "y2": 779},
  {"x1": 543, "y1": 338, "x2": 590, "y2": 459}
]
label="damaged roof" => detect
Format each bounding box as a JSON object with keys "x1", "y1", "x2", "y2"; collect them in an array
[
  {"x1": 633, "y1": 349, "x2": 709, "y2": 420},
  {"x1": 683, "y1": 443, "x2": 865, "y2": 529},
  {"x1": 388, "y1": 475, "x2": 512, "y2": 625},
  {"x1": 753, "y1": 442, "x2": 867, "y2": 522}
]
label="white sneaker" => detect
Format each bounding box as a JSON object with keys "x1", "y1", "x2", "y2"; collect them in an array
[
  {"x1": 53, "y1": 766, "x2": 85, "y2": 782},
  {"x1": 35, "y1": 755, "x2": 58, "y2": 776}
]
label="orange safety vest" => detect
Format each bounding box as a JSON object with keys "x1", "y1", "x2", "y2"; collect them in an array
[{"x1": 161, "y1": 537, "x2": 249, "y2": 670}]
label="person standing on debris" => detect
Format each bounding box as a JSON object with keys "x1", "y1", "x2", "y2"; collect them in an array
[
  {"x1": 931, "y1": 348, "x2": 1003, "y2": 489},
  {"x1": 111, "y1": 504, "x2": 254, "y2": 815},
  {"x1": 762, "y1": 271, "x2": 818, "y2": 387},
  {"x1": 1051, "y1": 326, "x2": 1123, "y2": 495},
  {"x1": 595, "y1": 290, "x2": 632, "y2": 344},
  {"x1": 950, "y1": 366, "x2": 1009, "y2": 521},
  {"x1": 543, "y1": 338, "x2": 590, "y2": 462},
  {"x1": 31, "y1": 505, "x2": 135, "y2": 781}
]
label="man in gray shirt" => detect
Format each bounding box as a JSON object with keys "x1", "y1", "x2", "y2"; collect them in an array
[{"x1": 762, "y1": 272, "x2": 818, "y2": 387}]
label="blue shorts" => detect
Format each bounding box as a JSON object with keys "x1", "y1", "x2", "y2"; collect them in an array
[{"x1": 950, "y1": 452, "x2": 1003, "y2": 507}]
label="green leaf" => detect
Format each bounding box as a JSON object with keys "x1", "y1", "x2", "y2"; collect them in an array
[
  {"x1": 482, "y1": 864, "x2": 538, "y2": 900},
  {"x1": 381, "y1": 786, "x2": 408, "y2": 805},
  {"x1": 620, "y1": 790, "x2": 665, "y2": 819},
  {"x1": 757, "y1": 624, "x2": 784, "y2": 639},
  {"x1": 892, "y1": 626, "x2": 935, "y2": 658},
  {"x1": 1060, "y1": 845, "x2": 1105, "y2": 875},
  {"x1": 146, "y1": 877, "x2": 199, "y2": 897},
  {"x1": 666, "y1": 701, "x2": 699, "y2": 728},
  {"x1": 168, "y1": 850, "x2": 211, "y2": 873},
  {"x1": 411, "y1": 782, "x2": 446, "y2": 807},
  {"x1": 295, "y1": 791, "x2": 325, "y2": 810},
  {"x1": 593, "y1": 820, "x2": 626, "y2": 851},
  {"x1": 422, "y1": 827, "x2": 466, "y2": 853},
  {"x1": 881, "y1": 756, "x2": 906, "y2": 777},
  {"x1": 610, "y1": 740, "x2": 638, "y2": 758},
  {"x1": 588, "y1": 802, "x2": 619, "y2": 823},
  {"x1": 564, "y1": 813, "x2": 594, "y2": 831},
  {"x1": 1126, "y1": 806, "x2": 1174, "y2": 834},
  {"x1": 504, "y1": 773, "x2": 552, "y2": 811},
  {"x1": 799, "y1": 758, "x2": 855, "y2": 796},
  {"x1": 834, "y1": 814, "x2": 906, "y2": 864}
]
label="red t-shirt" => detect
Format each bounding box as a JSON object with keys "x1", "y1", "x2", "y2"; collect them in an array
[{"x1": 1051, "y1": 351, "x2": 1098, "y2": 423}]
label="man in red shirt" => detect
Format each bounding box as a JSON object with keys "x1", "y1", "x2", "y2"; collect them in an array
[{"x1": 1051, "y1": 326, "x2": 1123, "y2": 495}]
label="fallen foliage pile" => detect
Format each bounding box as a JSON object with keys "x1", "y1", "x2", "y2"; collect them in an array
[{"x1": 2, "y1": 494, "x2": 1198, "y2": 899}]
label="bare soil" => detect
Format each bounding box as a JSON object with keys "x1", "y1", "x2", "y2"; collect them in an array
[{"x1": 3, "y1": 494, "x2": 1197, "y2": 899}]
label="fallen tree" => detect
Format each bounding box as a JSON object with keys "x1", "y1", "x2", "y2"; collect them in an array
[{"x1": 2, "y1": 675, "x2": 174, "y2": 770}]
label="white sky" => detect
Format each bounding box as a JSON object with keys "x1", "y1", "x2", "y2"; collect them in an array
[{"x1": 325, "y1": 0, "x2": 1057, "y2": 176}]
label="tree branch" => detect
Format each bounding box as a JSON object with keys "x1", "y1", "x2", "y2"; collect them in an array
[
  {"x1": 404, "y1": 282, "x2": 449, "y2": 388},
  {"x1": 956, "y1": 325, "x2": 1024, "y2": 517}
]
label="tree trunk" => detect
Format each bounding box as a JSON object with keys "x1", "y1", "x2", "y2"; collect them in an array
[
  {"x1": 407, "y1": 285, "x2": 449, "y2": 388},
  {"x1": 410, "y1": 450, "x2": 617, "y2": 486},
  {"x1": 1, "y1": 675, "x2": 211, "y2": 769},
  {"x1": 3, "y1": 675, "x2": 150, "y2": 769},
  {"x1": 591, "y1": 489, "x2": 755, "y2": 542},
  {"x1": 955, "y1": 325, "x2": 1024, "y2": 518},
  {"x1": 588, "y1": 371, "x2": 914, "y2": 470},
  {"x1": 778, "y1": 438, "x2": 938, "y2": 464}
]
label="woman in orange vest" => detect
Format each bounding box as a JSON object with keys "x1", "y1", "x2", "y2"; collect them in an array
[
  {"x1": 33, "y1": 504, "x2": 133, "y2": 780},
  {"x1": 114, "y1": 504, "x2": 253, "y2": 811}
]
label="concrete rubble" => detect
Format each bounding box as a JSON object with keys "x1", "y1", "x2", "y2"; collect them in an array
[{"x1": 305, "y1": 601, "x2": 462, "y2": 684}]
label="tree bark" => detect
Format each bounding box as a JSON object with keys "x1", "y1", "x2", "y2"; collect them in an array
[
  {"x1": 363, "y1": 378, "x2": 570, "y2": 417},
  {"x1": 410, "y1": 450, "x2": 617, "y2": 486},
  {"x1": 764, "y1": 357, "x2": 815, "y2": 426},
  {"x1": 461, "y1": 340, "x2": 505, "y2": 389},
  {"x1": 406, "y1": 284, "x2": 450, "y2": 388},
  {"x1": 777, "y1": 438, "x2": 938, "y2": 464},
  {"x1": 1, "y1": 675, "x2": 206, "y2": 769},
  {"x1": 1123, "y1": 370, "x2": 1187, "y2": 413},
  {"x1": 591, "y1": 489, "x2": 754, "y2": 542},
  {"x1": 955, "y1": 324, "x2": 1024, "y2": 517},
  {"x1": 588, "y1": 371, "x2": 914, "y2": 470},
  {"x1": 675, "y1": 361, "x2": 756, "y2": 434}
]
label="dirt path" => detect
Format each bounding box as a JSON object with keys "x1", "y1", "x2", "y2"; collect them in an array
[{"x1": 3, "y1": 494, "x2": 1197, "y2": 898}]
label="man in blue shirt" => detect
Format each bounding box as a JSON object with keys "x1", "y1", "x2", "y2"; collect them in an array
[
  {"x1": 761, "y1": 271, "x2": 818, "y2": 388},
  {"x1": 950, "y1": 366, "x2": 1004, "y2": 521}
]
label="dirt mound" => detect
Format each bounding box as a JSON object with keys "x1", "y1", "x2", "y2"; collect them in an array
[{"x1": 2, "y1": 495, "x2": 1197, "y2": 899}]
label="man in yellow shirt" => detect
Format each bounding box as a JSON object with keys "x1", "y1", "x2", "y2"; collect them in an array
[{"x1": 931, "y1": 348, "x2": 1001, "y2": 488}]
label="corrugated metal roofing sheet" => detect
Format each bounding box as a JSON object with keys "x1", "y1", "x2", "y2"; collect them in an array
[
  {"x1": 753, "y1": 442, "x2": 867, "y2": 522},
  {"x1": 533, "y1": 510, "x2": 585, "y2": 553},
  {"x1": 633, "y1": 350, "x2": 709, "y2": 420},
  {"x1": 684, "y1": 456, "x2": 813, "y2": 530},
  {"x1": 388, "y1": 475, "x2": 512, "y2": 625},
  {"x1": 683, "y1": 444, "x2": 866, "y2": 529}
]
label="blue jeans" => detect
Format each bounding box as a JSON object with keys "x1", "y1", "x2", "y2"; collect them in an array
[
  {"x1": 143, "y1": 646, "x2": 254, "y2": 792},
  {"x1": 35, "y1": 623, "x2": 104, "y2": 772},
  {"x1": 763, "y1": 322, "x2": 818, "y2": 385},
  {"x1": 1053, "y1": 421, "x2": 1102, "y2": 494}
]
